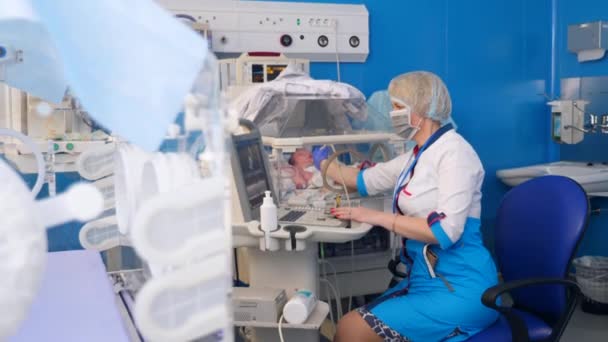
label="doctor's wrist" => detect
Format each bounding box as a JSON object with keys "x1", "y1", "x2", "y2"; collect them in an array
[{"x1": 390, "y1": 214, "x2": 398, "y2": 232}]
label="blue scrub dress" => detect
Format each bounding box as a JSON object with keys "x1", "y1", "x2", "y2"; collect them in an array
[
  {"x1": 355, "y1": 125, "x2": 499, "y2": 341},
  {"x1": 357, "y1": 218, "x2": 499, "y2": 341}
]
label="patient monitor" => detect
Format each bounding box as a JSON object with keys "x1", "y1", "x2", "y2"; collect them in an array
[{"x1": 219, "y1": 52, "x2": 309, "y2": 94}]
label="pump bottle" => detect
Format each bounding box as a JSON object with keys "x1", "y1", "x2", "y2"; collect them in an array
[{"x1": 260, "y1": 191, "x2": 277, "y2": 250}]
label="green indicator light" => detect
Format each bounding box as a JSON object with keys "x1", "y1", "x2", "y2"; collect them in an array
[
  {"x1": 297, "y1": 18, "x2": 301, "y2": 26},
  {"x1": 53, "y1": 143, "x2": 59, "y2": 151},
  {"x1": 66, "y1": 143, "x2": 74, "y2": 151}
]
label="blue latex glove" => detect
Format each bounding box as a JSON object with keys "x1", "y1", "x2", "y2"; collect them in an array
[{"x1": 313, "y1": 146, "x2": 331, "y2": 170}]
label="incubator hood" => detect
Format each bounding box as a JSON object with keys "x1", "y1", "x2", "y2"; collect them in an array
[
  {"x1": 249, "y1": 95, "x2": 403, "y2": 154},
  {"x1": 228, "y1": 68, "x2": 396, "y2": 141},
  {"x1": 250, "y1": 95, "x2": 370, "y2": 138}
]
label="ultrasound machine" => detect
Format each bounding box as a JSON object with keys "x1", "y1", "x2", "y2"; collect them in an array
[{"x1": 230, "y1": 120, "x2": 348, "y2": 228}]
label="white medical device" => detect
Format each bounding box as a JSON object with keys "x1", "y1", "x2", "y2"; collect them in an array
[
  {"x1": 549, "y1": 100, "x2": 588, "y2": 144},
  {"x1": 283, "y1": 289, "x2": 318, "y2": 324},
  {"x1": 229, "y1": 119, "x2": 347, "y2": 229},
  {"x1": 0, "y1": 160, "x2": 103, "y2": 340},
  {"x1": 156, "y1": 0, "x2": 369, "y2": 62},
  {"x1": 219, "y1": 52, "x2": 309, "y2": 92},
  {"x1": 0, "y1": 85, "x2": 111, "y2": 175},
  {"x1": 2, "y1": 2, "x2": 233, "y2": 341},
  {"x1": 233, "y1": 287, "x2": 288, "y2": 323},
  {"x1": 260, "y1": 190, "x2": 278, "y2": 251}
]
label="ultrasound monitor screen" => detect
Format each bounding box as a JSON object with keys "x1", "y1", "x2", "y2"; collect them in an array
[{"x1": 235, "y1": 137, "x2": 272, "y2": 212}]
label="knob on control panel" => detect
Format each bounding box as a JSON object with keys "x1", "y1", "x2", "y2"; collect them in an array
[
  {"x1": 280, "y1": 34, "x2": 293, "y2": 47},
  {"x1": 318, "y1": 35, "x2": 329, "y2": 48}
]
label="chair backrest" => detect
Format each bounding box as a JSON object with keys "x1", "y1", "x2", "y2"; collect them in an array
[{"x1": 495, "y1": 175, "x2": 589, "y2": 324}]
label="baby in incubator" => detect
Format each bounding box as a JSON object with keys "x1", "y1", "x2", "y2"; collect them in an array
[
  {"x1": 279, "y1": 148, "x2": 367, "y2": 207},
  {"x1": 278, "y1": 148, "x2": 331, "y2": 207},
  {"x1": 277, "y1": 148, "x2": 327, "y2": 192},
  {"x1": 288, "y1": 148, "x2": 316, "y2": 189}
]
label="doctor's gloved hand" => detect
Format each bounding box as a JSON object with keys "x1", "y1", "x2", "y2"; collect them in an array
[{"x1": 313, "y1": 146, "x2": 331, "y2": 170}]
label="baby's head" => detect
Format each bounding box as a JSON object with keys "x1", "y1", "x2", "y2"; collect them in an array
[{"x1": 288, "y1": 148, "x2": 313, "y2": 168}]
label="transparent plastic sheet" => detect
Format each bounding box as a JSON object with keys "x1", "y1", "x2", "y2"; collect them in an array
[
  {"x1": 0, "y1": 3, "x2": 68, "y2": 103},
  {"x1": 76, "y1": 143, "x2": 116, "y2": 181},
  {"x1": 29, "y1": 0, "x2": 208, "y2": 151},
  {"x1": 0, "y1": 162, "x2": 103, "y2": 340},
  {"x1": 228, "y1": 70, "x2": 370, "y2": 138},
  {"x1": 0, "y1": 161, "x2": 46, "y2": 340},
  {"x1": 358, "y1": 90, "x2": 394, "y2": 132},
  {"x1": 124, "y1": 54, "x2": 232, "y2": 342},
  {"x1": 79, "y1": 215, "x2": 123, "y2": 251},
  {"x1": 75, "y1": 143, "x2": 132, "y2": 252}
]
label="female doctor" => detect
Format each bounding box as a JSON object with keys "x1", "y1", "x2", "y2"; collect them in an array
[{"x1": 314, "y1": 71, "x2": 499, "y2": 342}]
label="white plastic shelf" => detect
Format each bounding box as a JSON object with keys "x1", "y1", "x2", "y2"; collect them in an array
[
  {"x1": 263, "y1": 133, "x2": 402, "y2": 152},
  {"x1": 234, "y1": 300, "x2": 329, "y2": 330},
  {"x1": 234, "y1": 220, "x2": 373, "y2": 244}
]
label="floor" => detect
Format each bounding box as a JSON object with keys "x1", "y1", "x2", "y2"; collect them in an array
[
  {"x1": 236, "y1": 303, "x2": 608, "y2": 342},
  {"x1": 319, "y1": 303, "x2": 608, "y2": 342},
  {"x1": 562, "y1": 304, "x2": 608, "y2": 341}
]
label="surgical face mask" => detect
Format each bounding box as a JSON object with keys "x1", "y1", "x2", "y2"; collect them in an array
[{"x1": 390, "y1": 106, "x2": 422, "y2": 141}]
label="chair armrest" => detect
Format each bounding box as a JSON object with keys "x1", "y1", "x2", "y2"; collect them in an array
[{"x1": 482, "y1": 278, "x2": 581, "y2": 342}]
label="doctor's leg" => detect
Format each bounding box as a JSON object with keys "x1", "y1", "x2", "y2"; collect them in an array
[{"x1": 334, "y1": 311, "x2": 382, "y2": 342}]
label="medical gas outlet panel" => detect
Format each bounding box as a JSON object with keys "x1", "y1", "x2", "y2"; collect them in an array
[{"x1": 156, "y1": 0, "x2": 369, "y2": 62}]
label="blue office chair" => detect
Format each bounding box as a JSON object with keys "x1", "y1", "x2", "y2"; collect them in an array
[{"x1": 469, "y1": 175, "x2": 589, "y2": 342}]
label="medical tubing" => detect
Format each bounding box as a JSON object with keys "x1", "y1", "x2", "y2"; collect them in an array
[
  {"x1": 320, "y1": 246, "x2": 331, "y2": 321},
  {"x1": 319, "y1": 259, "x2": 343, "y2": 318},
  {"x1": 322, "y1": 278, "x2": 342, "y2": 317},
  {"x1": 333, "y1": 21, "x2": 341, "y2": 83},
  {"x1": 324, "y1": 145, "x2": 352, "y2": 208},
  {"x1": 573, "y1": 102, "x2": 590, "y2": 116},
  {"x1": 326, "y1": 286, "x2": 335, "y2": 327},
  {"x1": 319, "y1": 260, "x2": 341, "y2": 301},
  {"x1": 321, "y1": 278, "x2": 343, "y2": 319},
  {"x1": 320, "y1": 144, "x2": 390, "y2": 313},
  {"x1": 348, "y1": 241, "x2": 355, "y2": 312},
  {"x1": 335, "y1": 160, "x2": 351, "y2": 209},
  {"x1": 321, "y1": 147, "x2": 364, "y2": 198},
  {"x1": 0, "y1": 128, "x2": 45, "y2": 197},
  {"x1": 320, "y1": 250, "x2": 343, "y2": 318},
  {"x1": 278, "y1": 314, "x2": 286, "y2": 342},
  {"x1": 320, "y1": 246, "x2": 335, "y2": 320}
]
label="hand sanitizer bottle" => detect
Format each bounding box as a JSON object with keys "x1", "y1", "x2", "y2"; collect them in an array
[{"x1": 260, "y1": 191, "x2": 277, "y2": 251}]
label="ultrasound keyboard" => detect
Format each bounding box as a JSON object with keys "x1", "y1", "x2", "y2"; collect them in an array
[{"x1": 278, "y1": 207, "x2": 348, "y2": 228}]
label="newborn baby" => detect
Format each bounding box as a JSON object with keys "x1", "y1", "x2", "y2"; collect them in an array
[{"x1": 286, "y1": 148, "x2": 317, "y2": 189}]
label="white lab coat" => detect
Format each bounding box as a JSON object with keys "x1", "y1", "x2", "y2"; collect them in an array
[
  {"x1": 359, "y1": 130, "x2": 484, "y2": 248},
  {"x1": 355, "y1": 128, "x2": 499, "y2": 341}
]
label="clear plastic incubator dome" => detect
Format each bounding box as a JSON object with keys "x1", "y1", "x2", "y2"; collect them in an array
[{"x1": 230, "y1": 76, "x2": 405, "y2": 210}]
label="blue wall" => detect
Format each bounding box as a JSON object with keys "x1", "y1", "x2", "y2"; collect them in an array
[
  {"x1": 271, "y1": 0, "x2": 554, "y2": 252},
  {"x1": 47, "y1": 0, "x2": 608, "y2": 257},
  {"x1": 23, "y1": 172, "x2": 87, "y2": 251},
  {"x1": 557, "y1": 0, "x2": 608, "y2": 78},
  {"x1": 556, "y1": 0, "x2": 608, "y2": 257}
]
